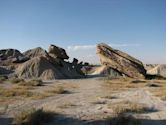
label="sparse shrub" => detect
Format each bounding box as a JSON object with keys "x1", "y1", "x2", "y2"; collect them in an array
[
  {"x1": 0, "y1": 87, "x2": 33, "y2": 97},
  {"x1": 151, "y1": 87, "x2": 166, "y2": 101},
  {"x1": 161, "y1": 96, "x2": 166, "y2": 101},
  {"x1": 0, "y1": 104, "x2": 8, "y2": 115},
  {"x1": 10, "y1": 78, "x2": 24, "y2": 84},
  {"x1": 20, "y1": 79, "x2": 43, "y2": 86},
  {"x1": 131, "y1": 79, "x2": 146, "y2": 84},
  {"x1": 0, "y1": 75, "x2": 8, "y2": 83},
  {"x1": 92, "y1": 100, "x2": 107, "y2": 104},
  {"x1": 146, "y1": 83, "x2": 161, "y2": 87},
  {"x1": 109, "y1": 114, "x2": 141, "y2": 125},
  {"x1": 47, "y1": 86, "x2": 68, "y2": 94},
  {"x1": 12, "y1": 108, "x2": 54, "y2": 125},
  {"x1": 109, "y1": 101, "x2": 150, "y2": 115},
  {"x1": 57, "y1": 102, "x2": 76, "y2": 108},
  {"x1": 27, "y1": 79, "x2": 43, "y2": 86}
]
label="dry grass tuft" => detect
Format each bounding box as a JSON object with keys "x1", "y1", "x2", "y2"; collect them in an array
[
  {"x1": 150, "y1": 87, "x2": 166, "y2": 101},
  {"x1": 0, "y1": 85, "x2": 49, "y2": 102},
  {"x1": 0, "y1": 86, "x2": 33, "y2": 97},
  {"x1": 10, "y1": 78, "x2": 24, "y2": 84},
  {"x1": 109, "y1": 101, "x2": 149, "y2": 115},
  {"x1": 19, "y1": 79, "x2": 43, "y2": 86},
  {"x1": 0, "y1": 75, "x2": 8, "y2": 83},
  {"x1": 109, "y1": 114, "x2": 141, "y2": 125},
  {"x1": 12, "y1": 108, "x2": 54, "y2": 125},
  {"x1": 57, "y1": 102, "x2": 77, "y2": 109},
  {"x1": 46, "y1": 86, "x2": 68, "y2": 94}
]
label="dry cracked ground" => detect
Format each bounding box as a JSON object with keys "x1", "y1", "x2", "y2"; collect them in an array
[{"x1": 0, "y1": 77, "x2": 166, "y2": 125}]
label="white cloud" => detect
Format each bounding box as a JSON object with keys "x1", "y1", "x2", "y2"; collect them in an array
[
  {"x1": 67, "y1": 43, "x2": 141, "y2": 51},
  {"x1": 67, "y1": 45, "x2": 96, "y2": 51}
]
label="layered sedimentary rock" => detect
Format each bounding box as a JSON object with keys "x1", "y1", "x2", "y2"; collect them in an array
[{"x1": 96, "y1": 43, "x2": 146, "y2": 78}]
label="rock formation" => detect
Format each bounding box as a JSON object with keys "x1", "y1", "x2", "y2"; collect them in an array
[
  {"x1": 96, "y1": 43, "x2": 146, "y2": 78},
  {"x1": 23, "y1": 47, "x2": 49, "y2": 59},
  {"x1": 48, "y1": 44, "x2": 69, "y2": 60},
  {"x1": 147, "y1": 64, "x2": 166, "y2": 78},
  {"x1": 0, "y1": 49, "x2": 23, "y2": 60},
  {"x1": 0, "y1": 49, "x2": 29, "y2": 67},
  {"x1": 14, "y1": 44, "x2": 85, "y2": 80}
]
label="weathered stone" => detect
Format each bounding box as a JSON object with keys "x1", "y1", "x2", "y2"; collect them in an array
[
  {"x1": 48, "y1": 44, "x2": 69, "y2": 59},
  {"x1": 72, "y1": 58, "x2": 78, "y2": 64},
  {"x1": 96, "y1": 43, "x2": 146, "y2": 78}
]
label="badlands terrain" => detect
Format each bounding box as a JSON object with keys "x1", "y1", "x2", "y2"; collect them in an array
[{"x1": 0, "y1": 43, "x2": 166, "y2": 125}]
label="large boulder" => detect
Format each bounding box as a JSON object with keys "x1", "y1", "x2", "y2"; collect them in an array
[
  {"x1": 48, "y1": 44, "x2": 69, "y2": 59},
  {"x1": 96, "y1": 43, "x2": 146, "y2": 78},
  {"x1": 147, "y1": 64, "x2": 166, "y2": 78}
]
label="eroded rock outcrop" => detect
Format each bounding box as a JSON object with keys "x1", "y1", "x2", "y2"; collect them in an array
[
  {"x1": 48, "y1": 44, "x2": 69, "y2": 60},
  {"x1": 15, "y1": 44, "x2": 85, "y2": 80},
  {"x1": 0, "y1": 49, "x2": 23, "y2": 60},
  {"x1": 147, "y1": 64, "x2": 166, "y2": 78},
  {"x1": 23, "y1": 47, "x2": 49, "y2": 59},
  {"x1": 0, "y1": 49, "x2": 29, "y2": 65},
  {"x1": 96, "y1": 43, "x2": 146, "y2": 78}
]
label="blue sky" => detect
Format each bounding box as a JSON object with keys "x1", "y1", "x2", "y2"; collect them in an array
[{"x1": 0, "y1": 0, "x2": 166, "y2": 64}]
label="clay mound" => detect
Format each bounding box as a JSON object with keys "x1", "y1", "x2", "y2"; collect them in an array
[
  {"x1": 16, "y1": 56, "x2": 65, "y2": 80},
  {"x1": 147, "y1": 64, "x2": 166, "y2": 78},
  {"x1": 23, "y1": 47, "x2": 49, "y2": 58},
  {"x1": 96, "y1": 43, "x2": 146, "y2": 78},
  {"x1": 16, "y1": 53, "x2": 85, "y2": 80}
]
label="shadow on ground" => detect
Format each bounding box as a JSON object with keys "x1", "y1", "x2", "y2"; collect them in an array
[
  {"x1": 0, "y1": 112, "x2": 166, "y2": 125},
  {"x1": 46, "y1": 113, "x2": 166, "y2": 125}
]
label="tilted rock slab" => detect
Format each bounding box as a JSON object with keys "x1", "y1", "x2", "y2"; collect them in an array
[{"x1": 96, "y1": 43, "x2": 146, "y2": 78}]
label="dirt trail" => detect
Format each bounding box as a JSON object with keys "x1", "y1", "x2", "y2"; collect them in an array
[{"x1": 1, "y1": 78, "x2": 166, "y2": 125}]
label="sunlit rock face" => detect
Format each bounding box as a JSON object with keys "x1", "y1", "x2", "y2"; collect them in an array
[{"x1": 96, "y1": 43, "x2": 146, "y2": 78}]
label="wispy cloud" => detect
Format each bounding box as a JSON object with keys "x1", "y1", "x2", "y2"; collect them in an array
[
  {"x1": 67, "y1": 45, "x2": 96, "y2": 51},
  {"x1": 67, "y1": 43, "x2": 141, "y2": 51}
]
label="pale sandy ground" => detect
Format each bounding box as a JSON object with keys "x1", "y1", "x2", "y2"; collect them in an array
[{"x1": 0, "y1": 78, "x2": 166, "y2": 125}]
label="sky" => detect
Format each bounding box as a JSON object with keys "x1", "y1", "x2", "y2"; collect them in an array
[{"x1": 0, "y1": 0, "x2": 166, "y2": 64}]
